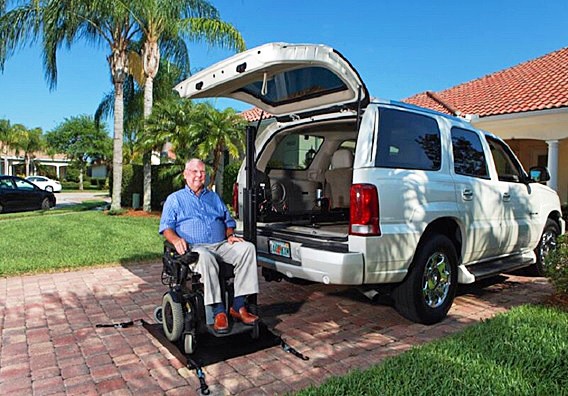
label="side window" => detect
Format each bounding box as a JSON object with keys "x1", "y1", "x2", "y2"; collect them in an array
[
  {"x1": 376, "y1": 108, "x2": 441, "y2": 170},
  {"x1": 0, "y1": 179, "x2": 14, "y2": 189},
  {"x1": 487, "y1": 136, "x2": 525, "y2": 183},
  {"x1": 15, "y1": 179, "x2": 35, "y2": 191},
  {"x1": 268, "y1": 134, "x2": 324, "y2": 170},
  {"x1": 451, "y1": 127, "x2": 489, "y2": 178}
]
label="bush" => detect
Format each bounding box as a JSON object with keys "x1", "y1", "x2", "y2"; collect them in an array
[
  {"x1": 545, "y1": 234, "x2": 568, "y2": 295},
  {"x1": 222, "y1": 160, "x2": 242, "y2": 204},
  {"x1": 110, "y1": 164, "x2": 181, "y2": 210}
]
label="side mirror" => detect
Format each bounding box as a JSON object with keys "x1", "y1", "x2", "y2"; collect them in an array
[{"x1": 528, "y1": 166, "x2": 550, "y2": 183}]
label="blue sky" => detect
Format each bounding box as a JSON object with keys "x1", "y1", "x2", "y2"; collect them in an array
[{"x1": 1, "y1": 0, "x2": 567, "y2": 132}]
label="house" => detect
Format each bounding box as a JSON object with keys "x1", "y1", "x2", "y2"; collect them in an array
[
  {"x1": 404, "y1": 47, "x2": 568, "y2": 204},
  {"x1": 0, "y1": 146, "x2": 70, "y2": 178}
]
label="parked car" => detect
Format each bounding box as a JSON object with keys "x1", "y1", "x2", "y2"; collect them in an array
[
  {"x1": 174, "y1": 43, "x2": 566, "y2": 325},
  {"x1": 0, "y1": 175, "x2": 57, "y2": 213},
  {"x1": 26, "y1": 175, "x2": 62, "y2": 192}
]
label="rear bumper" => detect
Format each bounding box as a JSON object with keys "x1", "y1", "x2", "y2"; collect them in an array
[{"x1": 258, "y1": 246, "x2": 364, "y2": 285}]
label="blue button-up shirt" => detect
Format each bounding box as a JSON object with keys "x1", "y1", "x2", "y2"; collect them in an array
[{"x1": 159, "y1": 186, "x2": 236, "y2": 244}]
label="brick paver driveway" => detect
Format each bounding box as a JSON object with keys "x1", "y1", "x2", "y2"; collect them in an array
[{"x1": 0, "y1": 262, "x2": 552, "y2": 395}]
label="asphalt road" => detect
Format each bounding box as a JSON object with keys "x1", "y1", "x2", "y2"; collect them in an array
[{"x1": 55, "y1": 191, "x2": 111, "y2": 208}]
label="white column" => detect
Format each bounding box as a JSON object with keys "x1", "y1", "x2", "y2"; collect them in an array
[{"x1": 546, "y1": 140, "x2": 559, "y2": 191}]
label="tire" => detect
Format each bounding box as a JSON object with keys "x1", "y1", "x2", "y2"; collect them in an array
[
  {"x1": 183, "y1": 333, "x2": 195, "y2": 354},
  {"x1": 162, "y1": 292, "x2": 184, "y2": 342},
  {"x1": 530, "y1": 219, "x2": 560, "y2": 277},
  {"x1": 393, "y1": 234, "x2": 458, "y2": 325},
  {"x1": 41, "y1": 198, "x2": 51, "y2": 210},
  {"x1": 153, "y1": 306, "x2": 163, "y2": 324},
  {"x1": 46, "y1": 186, "x2": 54, "y2": 192}
]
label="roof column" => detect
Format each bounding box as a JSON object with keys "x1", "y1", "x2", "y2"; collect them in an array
[{"x1": 546, "y1": 140, "x2": 559, "y2": 191}]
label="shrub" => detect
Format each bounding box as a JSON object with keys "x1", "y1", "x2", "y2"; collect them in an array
[
  {"x1": 545, "y1": 234, "x2": 568, "y2": 295},
  {"x1": 222, "y1": 160, "x2": 242, "y2": 204}
]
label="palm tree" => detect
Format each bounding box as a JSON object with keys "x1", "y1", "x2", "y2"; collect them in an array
[
  {"x1": 129, "y1": 0, "x2": 246, "y2": 211},
  {"x1": 9, "y1": 124, "x2": 44, "y2": 176},
  {"x1": 194, "y1": 103, "x2": 247, "y2": 189},
  {"x1": 144, "y1": 100, "x2": 247, "y2": 190},
  {"x1": 1, "y1": 0, "x2": 138, "y2": 210},
  {"x1": 0, "y1": 119, "x2": 13, "y2": 174}
]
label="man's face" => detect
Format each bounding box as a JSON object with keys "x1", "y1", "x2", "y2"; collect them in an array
[{"x1": 184, "y1": 161, "x2": 206, "y2": 192}]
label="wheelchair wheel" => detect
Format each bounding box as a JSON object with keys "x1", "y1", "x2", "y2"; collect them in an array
[
  {"x1": 153, "y1": 306, "x2": 163, "y2": 324},
  {"x1": 183, "y1": 333, "x2": 195, "y2": 354},
  {"x1": 162, "y1": 292, "x2": 184, "y2": 342}
]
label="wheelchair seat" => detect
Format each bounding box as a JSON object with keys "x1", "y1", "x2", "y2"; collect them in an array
[{"x1": 162, "y1": 241, "x2": 236, "y2": 287}]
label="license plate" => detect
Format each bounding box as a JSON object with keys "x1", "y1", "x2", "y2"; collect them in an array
[{"x1": 269, "y1": 240, "x2": 291, "y2": 258}]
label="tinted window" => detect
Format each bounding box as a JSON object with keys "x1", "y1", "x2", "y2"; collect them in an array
[
  {"x1": 241, "y1": 67, "x2": 347, "y2": 106},
  {"x1": 15, "y1": 179, "x2": 35, "y2": 191},
  {"x1": 268, "y1": 134, "x2": 324, "y2": 170},
  {"x1": 487, "y1": 136, "x2": 525, "y2": 183},
  {"x1": 375, "y1": 108, "x2": 441, "y2": 170},
  {"x1": 0, "y1": 178, "x2": 14, "y2": 189},
  {"x1": 451, "y1": 127, "x2": 489, "y2": 178}
]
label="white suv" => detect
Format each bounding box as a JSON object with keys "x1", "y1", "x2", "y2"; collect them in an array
[{"x1": 175, "y1": 43, "x2": 565, "y2": 324}]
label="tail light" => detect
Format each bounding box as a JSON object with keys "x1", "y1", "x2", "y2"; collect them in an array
[
  {"x1": 350, "y1": 183, "x2": 380, "y2": 236},
  {"x1": 232, "y1": 182, "x2": 239, "y2": 218}
]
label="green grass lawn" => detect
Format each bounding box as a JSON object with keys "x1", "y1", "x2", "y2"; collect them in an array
[
  {"x1": 0, "y1": 205, "x2": 162, "y2": 276},
  {"x1": 297, "y1": 304, "x2": 568, "y2": 396}
]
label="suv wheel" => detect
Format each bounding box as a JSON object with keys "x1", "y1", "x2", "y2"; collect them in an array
[
  {"x1": 393, "y1": 234, "x2": 458, "y2": 324},
  {"x1": 529, "y1": 219, "x2": 560, "y2": 277}
]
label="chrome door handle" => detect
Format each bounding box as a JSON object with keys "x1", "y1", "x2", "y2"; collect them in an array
[
  {"x1": 502, "y1": 192, "x2": 511, "y2": 202},
  {"x1": 462, "y1": 189, "x2": 473, "y2": 201}
]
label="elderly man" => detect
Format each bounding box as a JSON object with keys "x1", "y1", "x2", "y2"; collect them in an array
[{"x1": 159, "y1": 158, "x2": 259, "y2": 334}]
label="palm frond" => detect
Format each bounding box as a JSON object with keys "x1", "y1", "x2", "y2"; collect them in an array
[{"x1": 180, "y1": 17, "x2": 245, "y2": 52}]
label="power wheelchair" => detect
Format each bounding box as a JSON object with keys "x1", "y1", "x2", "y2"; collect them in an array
[{"x1": 153, "y1": 241, "x2": 259, "y2": 354}]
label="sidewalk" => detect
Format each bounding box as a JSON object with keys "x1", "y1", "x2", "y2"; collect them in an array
[{"x1": 0, "y1": 263, "x2": 552, "y2": 395}]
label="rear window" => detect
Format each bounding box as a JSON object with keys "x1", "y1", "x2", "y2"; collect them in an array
[
  {"x1": 375, "y1": 108, "x2": 441, "y2": 170},
  {"x1": 240, "y1": 66, "x2": 348, "y2": 106}
]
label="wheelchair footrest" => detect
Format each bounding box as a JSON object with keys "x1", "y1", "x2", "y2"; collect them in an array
[{"x1": 206, "y1": 321, "x2": 260, "y2": 338}]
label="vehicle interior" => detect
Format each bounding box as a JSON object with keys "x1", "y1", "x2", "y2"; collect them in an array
[{"x1": 254, "y1": 118, "x2": 358, "y2": 224}]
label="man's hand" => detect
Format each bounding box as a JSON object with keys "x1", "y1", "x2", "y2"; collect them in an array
[
  {"x1": 173, "y1": 237, "x2": 188, "y2": 255},
  {"x1": 227, "y1": 235, "x2": 244, "y2": 245}
]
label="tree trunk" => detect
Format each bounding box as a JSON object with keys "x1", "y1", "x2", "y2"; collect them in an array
[
  {"x1": 111, "y1": 80, "x2": 125, "y2": 211},
  {"x1": 142, "y1": 41, "x2": 159, "y2": 212},
  {"x1": 142, "y1": 74, "x2": 154, "y2": 212},
  {"x1": 79, "y1": 168, "x2": 84, "y2": 191}
]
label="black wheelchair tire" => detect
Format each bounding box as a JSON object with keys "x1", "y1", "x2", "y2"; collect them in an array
[{"x1": 162, "y1": 292, "x2": 184, "y2": 342}]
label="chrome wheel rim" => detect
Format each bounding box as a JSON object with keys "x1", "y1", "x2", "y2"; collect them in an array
[
  {"x1": 422, "y1": 252, "x2": 451, "y2": 308},
  {"x1": 539, "y1": 230, "x2": 557, "y2": 264}
]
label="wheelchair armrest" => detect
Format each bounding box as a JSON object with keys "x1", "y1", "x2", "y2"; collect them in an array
[{"x1": 164, "y1": 240, "x2": 199, "y2": 266}]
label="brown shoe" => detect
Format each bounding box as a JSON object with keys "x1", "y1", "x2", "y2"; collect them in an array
[
  {"x1": 213, "y1": 312, "x2": 229, "y2": 334},
  {"x1": 229, "y1": 307, "x2": 259, "y2": 325}
]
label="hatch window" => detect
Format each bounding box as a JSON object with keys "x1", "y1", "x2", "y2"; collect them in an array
[{"x1": 240, "y1": 66, "x2": 348, "y2": 106}]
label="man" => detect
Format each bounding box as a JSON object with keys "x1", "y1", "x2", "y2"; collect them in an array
[{"x1": 159, "y1": 159, "x2": 259, "y2": 334}]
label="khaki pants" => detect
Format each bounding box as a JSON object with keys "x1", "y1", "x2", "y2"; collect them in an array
[{"x1": 191, "y1": 241, "x2": 259, "y2": 306}]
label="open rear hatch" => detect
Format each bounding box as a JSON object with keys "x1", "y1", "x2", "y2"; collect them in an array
[{"x1": 174, "y1": 42, "x2": 369, "y2": 118}]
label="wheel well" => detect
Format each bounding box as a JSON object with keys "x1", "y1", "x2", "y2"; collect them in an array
[
  {"x1": 549, "y1": 210, "x2": 564, "y2": 232},
  {"x1": 418, "y1": 218, "x2": 462, "y2": 262}
]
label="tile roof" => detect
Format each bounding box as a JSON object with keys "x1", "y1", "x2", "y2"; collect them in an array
[
  {"x1": 404, "y1": 47, "x2": 568, "y2": 118},
  {"x1": 240, "y1": 107, "x2": 273, "y2": 122}
]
